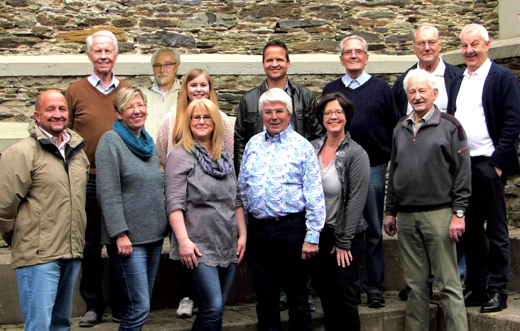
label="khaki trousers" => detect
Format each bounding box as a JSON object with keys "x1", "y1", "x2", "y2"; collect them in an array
[{"x1": 397, "y1": 208, "x2": 468, "y2": 331}]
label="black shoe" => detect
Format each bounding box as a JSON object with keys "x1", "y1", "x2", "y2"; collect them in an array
[
  {"x1": 398, "y1": 288, "x2": 408, "y2": 301},
  {"x1": 79, "y1": 311, "x2": 102, "y2": 327},
  {"x1": 480, "y1": 292, "x2": 507, "y2": 313},
  {"x1": 463, "y1": 289, "x2": 487, "y2": 307},
  {"x1": 367, "y1": 292, "x2": 385, "y2": 308}
]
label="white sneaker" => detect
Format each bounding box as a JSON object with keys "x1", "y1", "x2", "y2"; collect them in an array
[{"x1": 176, "y1": 297, "x2": 193, "y2": 318}]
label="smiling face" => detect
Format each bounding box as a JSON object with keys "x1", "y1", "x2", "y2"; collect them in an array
[
  {"x1": 322, "y1": 99, "x2": 346, "y2": 135},
  {"x1": 461, "y1": 29, "x2": 490, "y2": 75},
  {"x1": 190, "y1": 105, "x2": 214, "y2": 143},
  {"x1": 34, "y1": 90, "x2": 69, "y2": 138},
  {"x1": 340, "y1": 38, "x2": 369, "y2": 79},
  {"x1": 153, "y1": 51, "x2": 179, "y2": 92},
  {"x1": 407, "y1": 75, "x2": 438, "y2": 117},
  {"x1": 263, "y1": 46, "x2": 290, "y2": 83},
  {"x1": 117, "y1": 95, "x2": 147, "y2": 137},
  {"x1": 187, "y1": 74, "x2": 210, "y2": 102},
  {"x1": 87, "y1": 35, "x2": 118, "y2": 77},
  {"x1": 262, "y1": 101, "x2": 291, "y2": 137},
  {"x1": 413, "y1": 28, "x2": 442, "y2": 68}
]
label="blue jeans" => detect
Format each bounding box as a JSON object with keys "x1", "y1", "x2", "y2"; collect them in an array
[
  {"x1": 109, "y1": 240, "x2": 163, "y2": 331},
  {"x1": 16, "y1": 258, "x2": 81, "y2": 331},
  {"x1": 188, "y1": 262, "x2": 236, "y2": 331},
  {"x1": 363, "y1": 164, "x2": 386, "y2": 294}
]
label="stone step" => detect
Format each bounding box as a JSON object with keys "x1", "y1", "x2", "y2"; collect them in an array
[{"x1": 2, "y1": 293, "x2": 520, "y2": 331}]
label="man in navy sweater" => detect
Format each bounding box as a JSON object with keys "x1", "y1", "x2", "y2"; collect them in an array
[
  {"x1": 448, "y1": 23, "x2": 520, "y2": 313},
  {"x1": 323, "y1": 35, "x2": 400, "y2": 308}
]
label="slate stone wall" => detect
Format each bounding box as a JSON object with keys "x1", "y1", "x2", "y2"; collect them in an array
[{"x1": 1, "y1": 0, "x2": 499, "y2": 55}]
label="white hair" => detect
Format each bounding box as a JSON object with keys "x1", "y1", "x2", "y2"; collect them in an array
[
  {"x1": 460, "y1": 24, "x2": 489, "y2": 43},
  {"x1": 339, "y1": 35, "x2": 369, "y2": 54},
  {"x1": 413, "y1": 25, "x2": 440, "y2": 43},
  {"x1": 258, "y1": 88, "x2": 293, "y2": 115},
  {"x1": 86, "y1": 30, "x2": 118, "y2": 54},
  {"x1": 151, "y1": 48, "x2": 181, "y2": 66},
  {"x1": 403, "y1": 69, "x2": 437, "y2": 93}
]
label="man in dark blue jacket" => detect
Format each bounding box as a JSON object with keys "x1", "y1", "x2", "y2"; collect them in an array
[
  {"x1": 393, "y1": 25, "x2": 462, "y2": 116},
  {"x1": 448, "y1": 23, "x2": 520, "y2": 313}
]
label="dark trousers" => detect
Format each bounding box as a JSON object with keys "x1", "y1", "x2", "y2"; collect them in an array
[
  {"x1": 80, "y1": 175, "x2": 122, "y2": 316},
  {"x1": 465, "y1": 157, "x2": 510, "y2": 294},
  {"x1": 247, "y1": 212, "x2": 312, "y2": 331},
  {"x1": 311, "y1": 227, "x2": 363, "y2": 331}
]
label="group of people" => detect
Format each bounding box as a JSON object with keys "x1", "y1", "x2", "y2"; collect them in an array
[{"x1": 0, "y1": 21, "x2": 519, "y2": 331}]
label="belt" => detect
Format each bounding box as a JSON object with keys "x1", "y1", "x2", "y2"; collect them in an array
[{"x1": 251, "y1": 211, "x2": 305, "y2": 222}]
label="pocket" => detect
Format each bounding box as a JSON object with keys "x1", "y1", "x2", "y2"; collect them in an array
[
  {"x1": 287, "y1": 214, "x2": 306, "y2": 229},
  {"x1": 244, "y1": 113, "x2": 258, "y2": 124}
]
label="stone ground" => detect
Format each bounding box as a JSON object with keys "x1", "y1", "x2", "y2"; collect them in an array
[{"x1": 1, "y1": 292, "x2": 520, "y2": 331}]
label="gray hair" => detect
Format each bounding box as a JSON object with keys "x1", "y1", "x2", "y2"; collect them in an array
[
  {"x1": 460, "y1": 23, "x2": 489, "y2": 43},
  {"x1": 403, "y1": 69, "x2": 437, "y2": 93},
  {"x1": 258, "y1": 88, "x2": 293, "y2": 115},
  {"x1": 86, "y1": 30, "x2": 118, "y2": 54},
  {"x1": 151, "y1": 48, "x2": 181, "y2": 66},
  {"x1": 413, "y1": 25, "x2": 440, "y2": 43},
  {"x1": 339, "y1": 35, "x2": 369, "y2": 54}
]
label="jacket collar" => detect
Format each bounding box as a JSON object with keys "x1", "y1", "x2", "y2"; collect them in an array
[{"x1": 29, "y1": 120, "x2": 84, "y2": 150}]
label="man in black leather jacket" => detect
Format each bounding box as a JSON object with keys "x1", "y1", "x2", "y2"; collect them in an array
[{"x1": 233, "y1": 40, "x2": 324, "y2": 173}]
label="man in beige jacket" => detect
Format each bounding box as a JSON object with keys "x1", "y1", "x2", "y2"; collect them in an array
[{"x1": 0, "y1": 90, "x2": 89, "y2": 331}]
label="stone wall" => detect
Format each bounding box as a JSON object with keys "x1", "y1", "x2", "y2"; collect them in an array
[{"x1": 1, "y1": 0, "x2": 498, "y2": 56}]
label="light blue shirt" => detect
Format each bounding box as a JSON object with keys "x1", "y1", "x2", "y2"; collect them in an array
[
  {"x1": 238, "y1": 126, "x2": 326, "y2": 244},
  {"x1": 342, "y1": 71, "x2": 371, "y2": 89},
  {"x1": 88, "y1": 73, "x2": 120, "y2": 94}
]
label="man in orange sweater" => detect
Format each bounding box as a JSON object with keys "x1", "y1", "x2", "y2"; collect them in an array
[{"x1": 65, "y1": 30, "x2": 131, "y2": 327}]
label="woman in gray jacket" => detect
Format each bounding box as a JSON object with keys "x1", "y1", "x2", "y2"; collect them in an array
[
  {"x1": 96, "y1": 86, "x2": 169, "y2": 331},
  {"x1": 311, "y1": 93, "x2": 370, "y2": 331}
]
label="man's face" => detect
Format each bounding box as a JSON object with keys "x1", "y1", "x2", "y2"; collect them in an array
[
  {"x1": 34, "y1": 90, "x2": 69, "y2": 137},
  {"x1": 262, "y1": 101, "x2": 291, "y2": 137},
  {"x1": 263, "y1": 46, "x2": 290, "y2": 81},
  {"x1": 461, "y1": 30, "x2": 490, "y2": 74},
  {"x1": 152, "y1": 51, "x2": 179, "y2": 91},
  {"x1": 413, "y1": 29, "x2": 442, "y2": 67},
  {"x1": 87, "y1": 35, "x2": 118, "y2": 77},
  {"x1": 407, "y1": 75, "x2": 438, "y2": 114},
  {"x1": 340, "y1": 38, "x2": 369, "y2": 78}
]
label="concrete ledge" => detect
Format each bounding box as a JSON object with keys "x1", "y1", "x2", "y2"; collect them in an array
[
  {"x1": 0, "y1": 37, "x2": 519, "y2": 77},
  {"x1": 0, "y1": 123, "x2": 28, "y2": 153}
]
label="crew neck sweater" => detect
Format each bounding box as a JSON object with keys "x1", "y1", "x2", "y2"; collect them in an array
[
  {"x1": 65, "y1": 77, "x2": 131, "y2": 174},
  {"x1": 323, "y1": 76, "x2": 399, "y2": 166}
]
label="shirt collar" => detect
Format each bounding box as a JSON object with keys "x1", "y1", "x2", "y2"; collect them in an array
[
  {"x1": 406, "y1": 105, "x2": 435, "y2": 124},
  {"x1": 417, "y1": 58, "x2": 446, "y2": 77},
  {"x1": 342, "y1": 71, "x2": 371, "y2": 88},
  {"x1": 463, "y1": 57, "x2": 492, "y2": 78},
  {"x1": 38, "y1": 125, "x2": 71, "y2": 147},
  {"x1": 152, "y1": 79, "x2": 179, "y2": 95},
  {"x1": 264, "y1": 124, "x2": 293, "y2": 142},
  {"x1": 88, "y1": 72, "x2": 119, "y2": 90}
]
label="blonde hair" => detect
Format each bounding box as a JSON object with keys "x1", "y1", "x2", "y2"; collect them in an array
[
  {"x1": 171, "y1": 69, "x2": 218, "y2": 146},
  {"x1": 177, "y1": 99, "x2": 224, "y2": 159},
  {"x1": 113, "y1": 86, "x2": 147, "y2": 113}
]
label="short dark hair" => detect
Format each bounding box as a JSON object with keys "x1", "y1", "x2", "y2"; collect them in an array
[
  {"x1": 262, "y1": 40, "x2": 290, "y2": 62},
  {"x1": 315, "y1": 93, "x2": 354, "y2": 129}
]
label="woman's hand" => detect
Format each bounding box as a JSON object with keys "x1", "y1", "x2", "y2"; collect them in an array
[
  {"x1": 117, "y1": 233, "x2": 132, "y2": 257},
  {"x1": 237, "y1": 235, "x2": 247, "y2": 264},
  {"x1": 178, "y1": 238, "x2": 202, "y2": 269},
  {"x1": 331, "y1": 246, "x2": 353, "y2": 268}
]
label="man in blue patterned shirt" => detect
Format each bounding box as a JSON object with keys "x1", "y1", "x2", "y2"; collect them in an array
[{"x1": 238, "y1": 88, "x2": 326, "y2": 331}]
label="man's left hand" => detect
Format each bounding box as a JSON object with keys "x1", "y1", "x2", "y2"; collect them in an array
[
  {"x1": 301, "y1": 242, "x2": 319, "y2": 260},
  {"x1": 449, "y1": 215, "x2": 465, "y2": 242}
]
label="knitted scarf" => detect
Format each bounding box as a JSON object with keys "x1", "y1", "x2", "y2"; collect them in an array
[{"x1": 112, "y1": 119, "x2": 155, "y2": 160}]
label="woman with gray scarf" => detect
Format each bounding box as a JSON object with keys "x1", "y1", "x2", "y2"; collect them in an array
[{"x1": 164, "y1": 99, "x2": 247, "y2": 331}]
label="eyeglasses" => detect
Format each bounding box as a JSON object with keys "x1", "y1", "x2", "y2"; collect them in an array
[
  {"x1": 323, "y1": 109, "x2": 344, "y2": 117},
  {"x1": 152, "y1": 62, "x2": 177, "y2": 70},
  {"x1": 122, "y1": 103, "x2": 146, "y2": 112},
  {"x1": 415, "y1": 40, "x2": 438, "y2": 48},
  {"x1": 263, "y1": 109, "x2": 286, "y2": 116},
  {"x1": 342, "y1": 49, "x2": 366, "y2": 56},
  {"x1": 191, "y1": 115, "x2": 213, "y2": 122}
]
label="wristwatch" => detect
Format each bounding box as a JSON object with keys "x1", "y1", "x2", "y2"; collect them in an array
[{"x1": 453, "y1": 210, "x2": 464, "y2": 218}]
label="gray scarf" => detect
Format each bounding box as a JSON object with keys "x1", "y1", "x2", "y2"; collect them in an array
[{"x1": 193, "y1": 141, "x2": 233, "y2": 179}]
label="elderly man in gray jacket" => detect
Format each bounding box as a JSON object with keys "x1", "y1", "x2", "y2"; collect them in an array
[{"x1": 384, "y1": 69, "x2": 470, "y2": 331}]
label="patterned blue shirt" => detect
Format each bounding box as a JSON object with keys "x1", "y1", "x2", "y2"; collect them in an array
[{"x1": 238, "y1": 126, "x2": 326, "y2": 244}]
